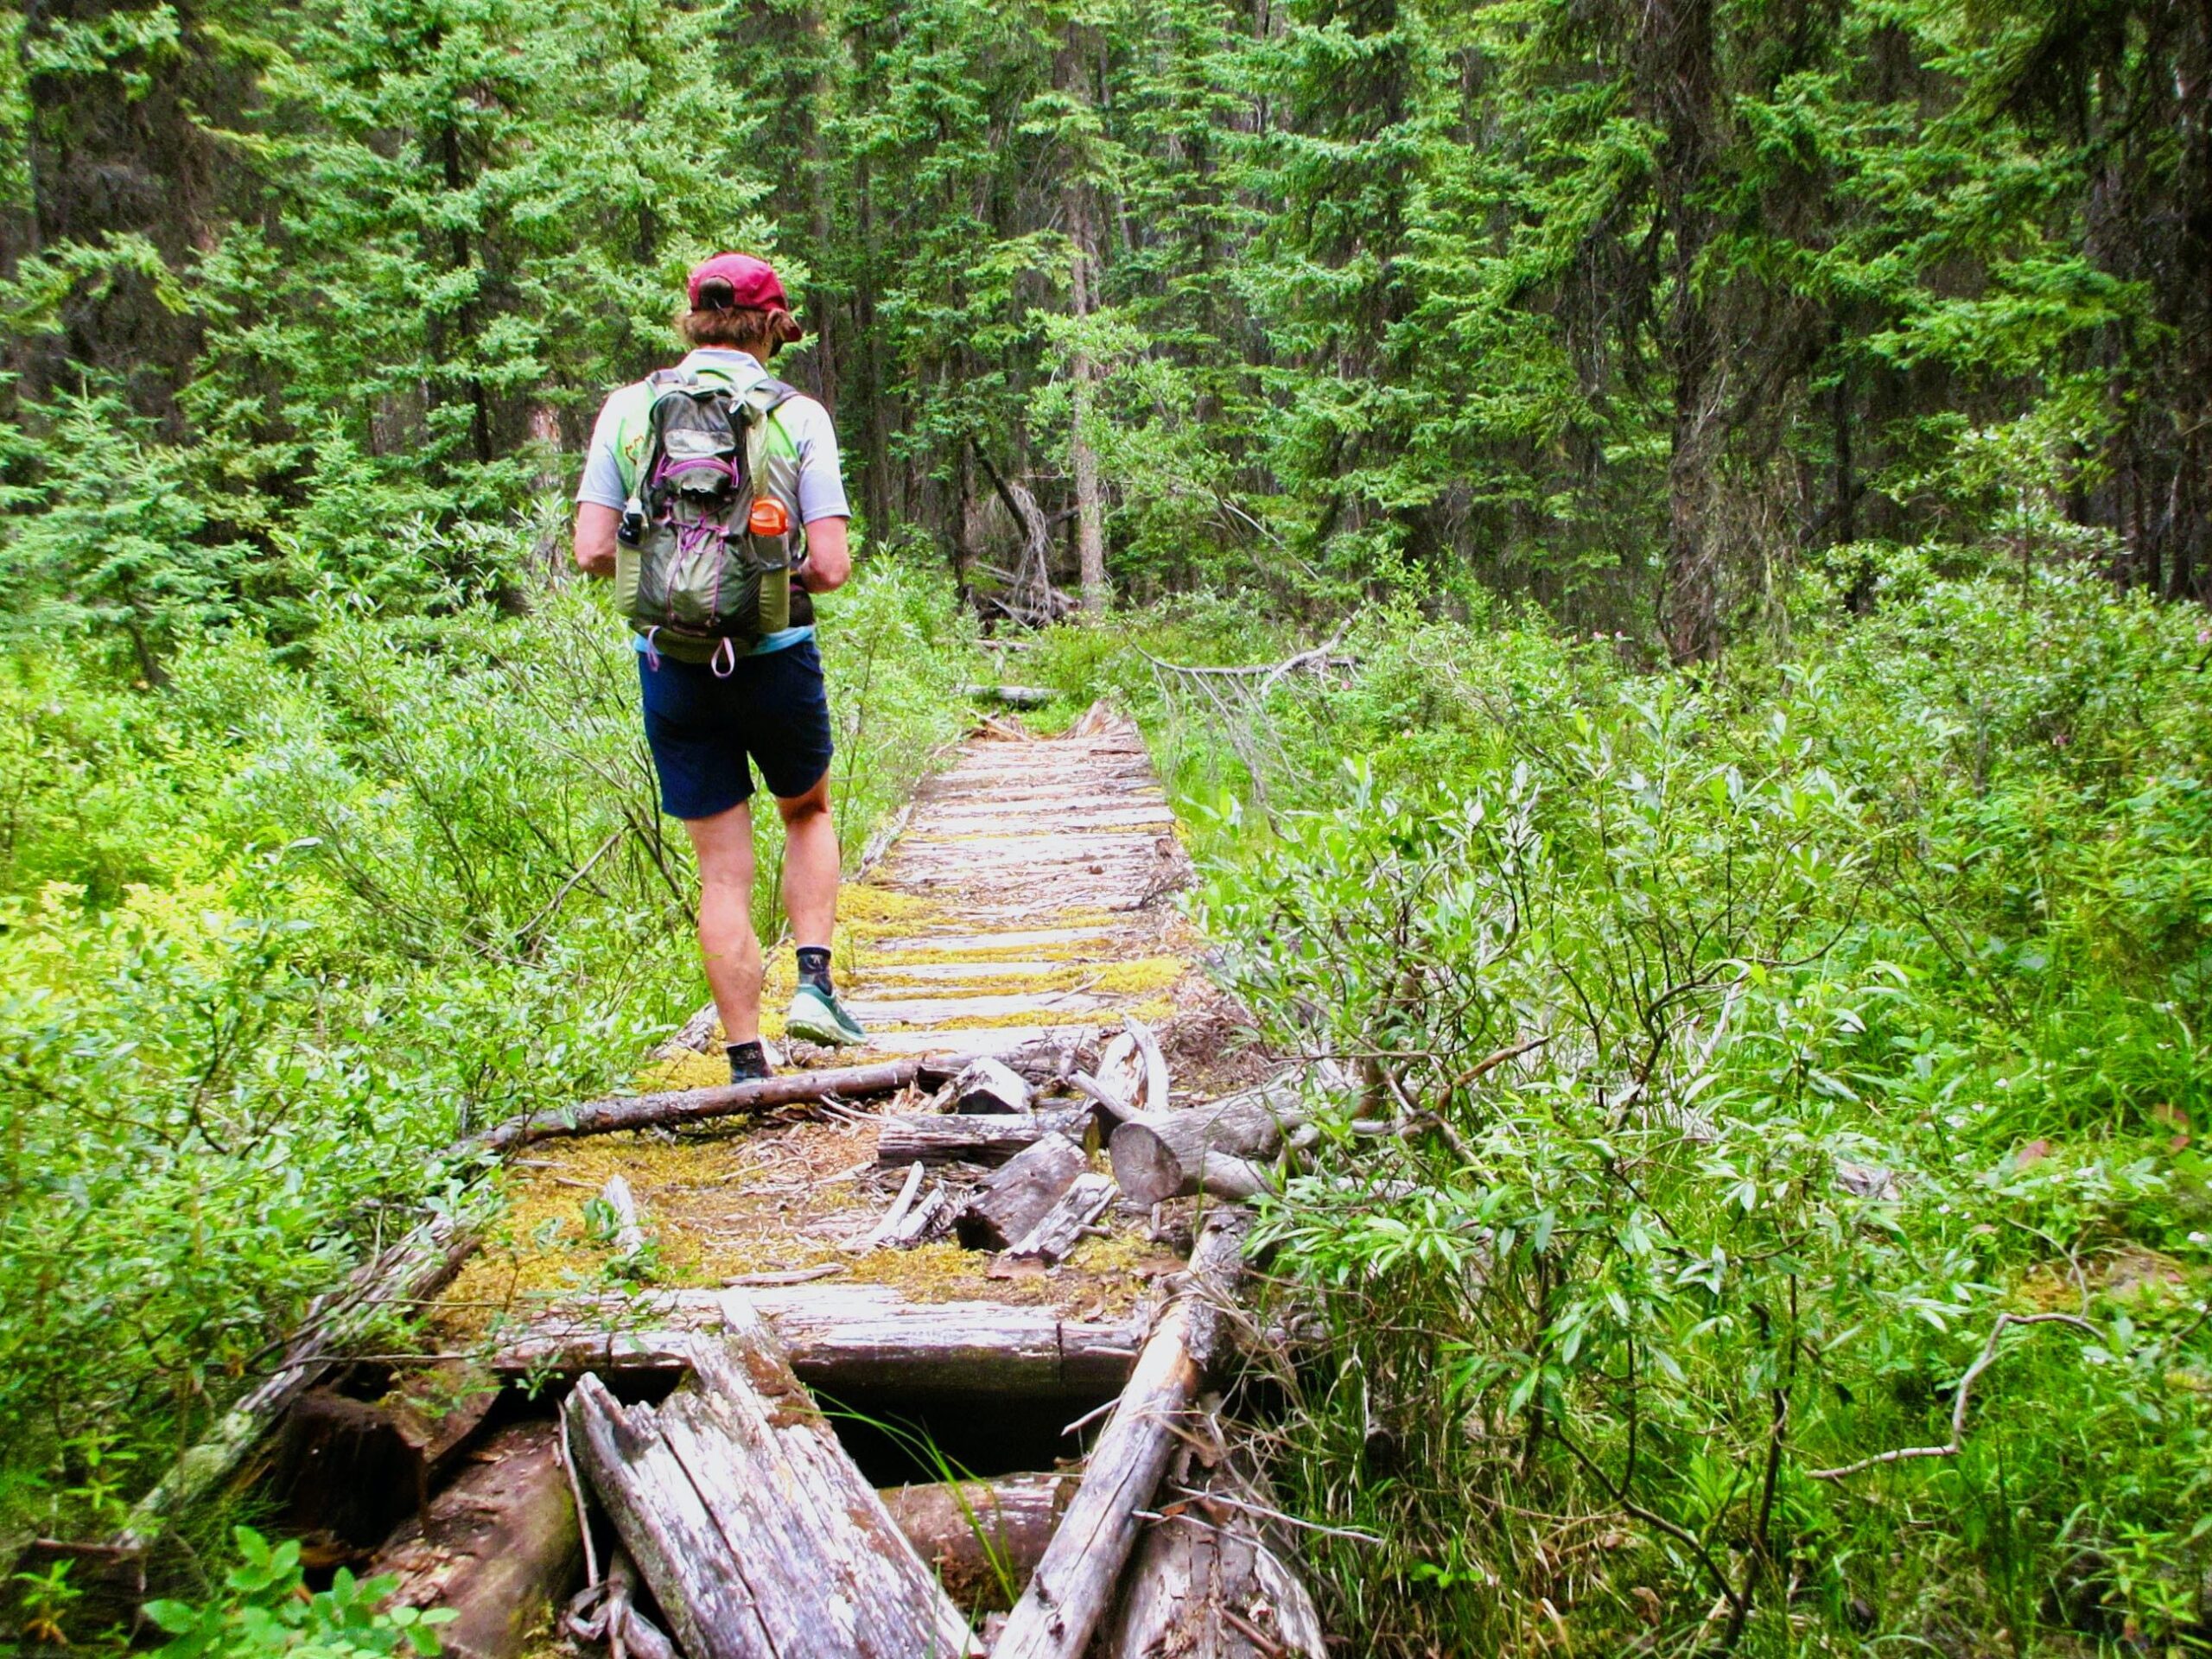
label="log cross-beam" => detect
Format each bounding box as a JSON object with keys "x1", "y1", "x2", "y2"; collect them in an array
[
  {"x1": 990, "y1": 1214, "x2": 1249, "y2": 1659},
  {"x1": 473, "y1": 1060, "x2": 926, "y2": 1154}
]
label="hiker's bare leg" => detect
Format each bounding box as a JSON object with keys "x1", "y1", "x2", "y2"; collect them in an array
[
  {"x1": 775, "y1": 774, "x2": 840, "y2": 951},
  {"x1": 683, "y1": 801, "x2": 762, "y2": 1043}
]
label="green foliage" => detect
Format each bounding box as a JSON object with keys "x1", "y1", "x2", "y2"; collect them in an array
[
  {"x1": 1177, "y1": 571, "x2": 2212, "y2": 1653},
  {"x1": 0, "y1": 543, "x2": 972, "y2": 1568},
  {"x1": 144, "y1": 1528, "x2": 455, "y2": 1658}
]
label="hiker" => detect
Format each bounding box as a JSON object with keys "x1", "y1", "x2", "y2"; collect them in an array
[{"x1": 572, "y1": 252, "x2": 868, "y2": 1082}]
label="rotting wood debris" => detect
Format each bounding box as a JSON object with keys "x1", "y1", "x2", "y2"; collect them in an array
[{"x1": 73, "y1": 708, "x2": 1327, "y2": 1659}]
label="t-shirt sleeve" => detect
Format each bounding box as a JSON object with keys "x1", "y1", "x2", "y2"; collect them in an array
[
  {"x1": 790, "y1": 397, "x2": 851, "y2": 523},
  {"x1": 575, "y1": 396, "x2": 630, "y2": 510}
]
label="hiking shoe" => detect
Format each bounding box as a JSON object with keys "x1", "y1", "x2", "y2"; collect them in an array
[{"x1": 785, "y1": 983, "x2": 867, "y2": 1046}]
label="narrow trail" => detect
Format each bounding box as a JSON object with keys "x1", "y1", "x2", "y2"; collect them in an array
[{"x1": 317, "y1": 709, "x2": 1332, "y2": 1657}]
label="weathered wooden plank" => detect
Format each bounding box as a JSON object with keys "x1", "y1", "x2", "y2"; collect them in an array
[
  {"x1": 992, "y1": 1216, "x2": 1250, "y2": 1659},
  {"x1": 1105, "y1": 1463, "x2": 1328, "y2": 1659},
  {"x1": 954, "y1": 1134, "x2": 1087, "y2": 1250},
  {"x1": 370, "y1": 1421, "x2": 583, "y2": 1659},
  {"x1": 489, "y1": 1285, "x2": 1141, "y2": 1397},
  {"x1": 877, "y1": 1109, "x2": 1091, "y2": 1167},
  {"x1": 563, "y1": 1291, "x2": 977, "y2": 1659}
]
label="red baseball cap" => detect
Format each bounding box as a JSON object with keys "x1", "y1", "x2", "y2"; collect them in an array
[{"x1": 687, "y1": 253, "x2": 803, "y2": 340}]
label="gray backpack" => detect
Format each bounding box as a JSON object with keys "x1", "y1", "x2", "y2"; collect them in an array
[{"x1": 614, "y1": 366, "x2": 806, "y2": 670}]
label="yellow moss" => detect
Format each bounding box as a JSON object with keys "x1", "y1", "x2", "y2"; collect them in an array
[{"x1": 861, "y1": 938, "x2": 1119, "y2": 968}]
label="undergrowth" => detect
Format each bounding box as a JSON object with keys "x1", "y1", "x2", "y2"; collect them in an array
[
  {"x1": 1081, "y1": 563, "x2": 2211, "y2": 1655},
  {"x1": 0, "y1": 545, "x2": 973, "y2": 1584}
]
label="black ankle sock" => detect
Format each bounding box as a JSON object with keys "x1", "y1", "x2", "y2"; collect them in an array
[
  {"x1": 726, "y1": 1040, "x2": 770, "y2": 1084},
  {"x1": 796, "y1": 945, "x2": 834, "y2": 997}
]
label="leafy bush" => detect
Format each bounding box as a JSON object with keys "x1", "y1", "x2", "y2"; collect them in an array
[
  {"x1": 0, "y1": 546, "x2": 972, "y2": 1564},
  {"x1": 1179, "y1": 569, "x2": 2212, "y2": 1654},
  {"x1": 145, "y1": 1528, "x2": 454, "y2": 1658}
]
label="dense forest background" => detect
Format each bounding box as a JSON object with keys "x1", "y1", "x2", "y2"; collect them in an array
[
  {"x1": 5, "y1": 0, "x2": 2208, "y2": 658},
  {"x1": 3, "y1": 0, "x2": 2211, "y2": 1654}
]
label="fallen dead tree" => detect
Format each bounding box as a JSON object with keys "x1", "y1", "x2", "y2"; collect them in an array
[
  {"x1": 993, "y1": 1214, "x2": 1249, "y2": 1659},
  {"x1": 473, "y1": 1059, "x2": 927, "y2": 1154},
  {"x1": 112, "y1": 1198, "x2": 487, "y2": 1553}
]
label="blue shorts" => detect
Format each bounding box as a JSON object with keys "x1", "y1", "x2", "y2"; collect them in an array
[{"x1": 638, "y1": 640, "x2": 834, "y2": 820}]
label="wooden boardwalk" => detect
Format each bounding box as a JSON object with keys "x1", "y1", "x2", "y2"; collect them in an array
[{"x1": 119, "y1": 709, "x2": 1326, "y2": 1659}]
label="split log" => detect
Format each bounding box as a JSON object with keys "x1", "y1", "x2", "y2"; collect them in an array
[
  {"x1": 955, "y1": 1134, "x2": 1088, "y2": 1250},
  {"x1": 993, "y1": 1173, "x2": 1117, "y2": 1275},
  {"x1": 950, "y1": 1057, "x2": 1034, "y2": 1115},
  {"x1": 918, "y1": 1035, "x2": 1093, "y2": 1090},
  {"x1": 992, "y1": 1216, "x2": 1249, "y2": 1659},
  {"x1": 370, "y1": 1421, "x2": 583, "y2": 1659},
  {"x1": 878, "y1": 1108, "x2": 1089, "y2": 1167},
  {"x1": 1109, "y1": 1077, "x2": 1308, "y2": 1208},
  {"x1": 113, "y1": 1198, "x2": 486, "y2": 1552},
  {"x1": 473, "y1": 1059, "x2": 925, "y2": 1154},
  {"x1": 602, "y1": 1548, "x2": 678, "y2": 1659},
  {"x1": 1105, "y1": 1463, "x2": 1327, "y2": 1659},
  {"x1": 1093, "y1": 1033, "x2": 1145, "y2": 1119},
  {"x1": 491, "y1": 1285, "x2": 1141, "y2": 1397},
  {"x1": 1068, "y1": 1071, "x2": 1136, "y2": 1128},
  {"x1": 878, "y1": 1473, "x2": 1074, "y2": 1611},
  {"x1": 563, "y1": 1291, "x2": 977, "y2": 1659}
]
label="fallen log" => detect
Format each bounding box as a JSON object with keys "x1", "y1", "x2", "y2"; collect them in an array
[
  {"x1": 878, "y1": 1472, "x2": 1075, "y2": 1611},
  {"x1": 490, "y1": 1285, "x2": 1141, "y2": 1397},
  {"x1": 1105, "y1": 1460, "x2": 1328, "y2": 1659},
  {"x1": 992, "y1": 1215, "x2": 1249, "y2": 1659},
  {"x1": 955, "y1": 1134, "x2": 1087, "y2": 1250},
  {"x1": 563, "y1": 1291, "x2": 977, "y2": 1659},
  {"x1": 964, "y1": 683, "x2": 1055, "y2": 708},
  {"x1": 113, "y1": 1198, "x2": 486, "y2": 1553},
  {"x1": 994, "y1": 1173, "x2": 1117, "y2": 1275},
  {"x1": 474, "y1": 1059, "x2": 925, "y2": 1154},
  {"x1": 878, "y1": 1108, "x2": 1090, "y2": 1167},
  {"x1": 1124, "y1": 1018, "x2": 1171, "y2": 1114},
  {"x1": 370, "y1": 1420, "x2": 583, "y2": 1659},
  {"x1": 918, "y1": 1035, "x2": 1093, "y2": 1090},
  {"x1": 1109, "y1": 1077, "x2": 1307, "y2": 1208}
]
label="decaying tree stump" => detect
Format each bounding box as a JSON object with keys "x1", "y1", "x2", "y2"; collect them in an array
[{"x1": 563, "y1": 1290, "x2": 977, "y2": 1659}]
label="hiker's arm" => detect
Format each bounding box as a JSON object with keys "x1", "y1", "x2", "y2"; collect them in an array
[
  {"x1": 800, "y1": 517, "x2": 851, "y2": 594},
  {"x1": 574, "y1": 503, "x2": 620, "y2": 578}
]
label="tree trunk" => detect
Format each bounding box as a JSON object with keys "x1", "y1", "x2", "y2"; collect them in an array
[
  {"x1": 370, "y1": 1421, "x2": 583, "y2": 1659},
  {"x1": 877, "y1": 1109, "x2": 1092, "y2": 1167},
  {"x1": 992, "y1": 1217, "x2": 1248, "y2": 1659}
]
